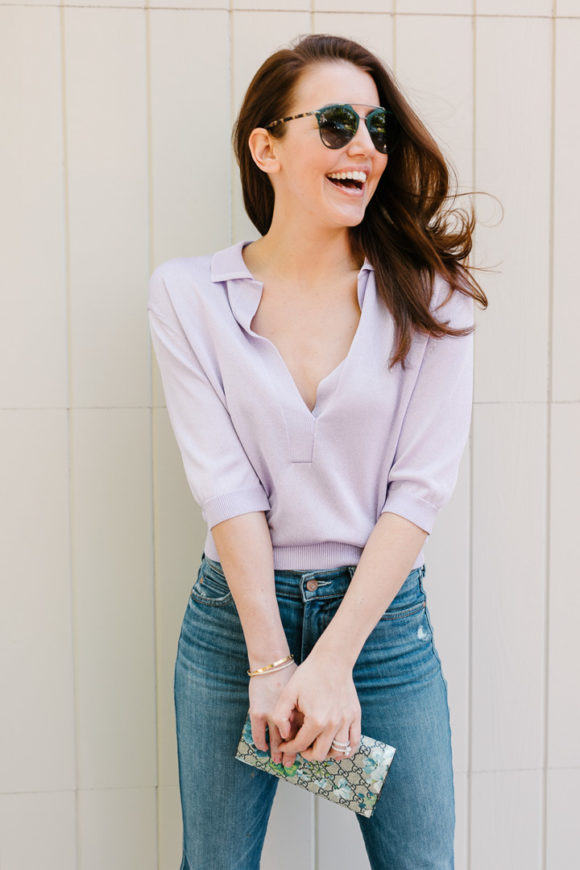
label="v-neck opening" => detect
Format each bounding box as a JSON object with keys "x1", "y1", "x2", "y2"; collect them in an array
[
  {"x1": 249, "y1": 280, "x2": 367, "y2": 419},
  {"x1": 223, "y1": 242, "x2": 373, "y2": 420},
  {"x1": 265, "y1": 342, "x2": 349, "y2": 418}
]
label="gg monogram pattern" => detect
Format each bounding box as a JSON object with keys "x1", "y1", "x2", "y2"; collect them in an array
[{"x1": 235, "y1": 713, "x2": 396, "y2": 818}]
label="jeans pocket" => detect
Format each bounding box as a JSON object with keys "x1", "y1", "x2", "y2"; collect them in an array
[
  {"x1": 379, "y1": 568, "x2": 427, "y2": 621},
  {"x1": 190, "y1": 558, "x2": 233, "y2": 607},
  {"x1": 380, "y1": 598, "x2": 426, "y2": 621}
]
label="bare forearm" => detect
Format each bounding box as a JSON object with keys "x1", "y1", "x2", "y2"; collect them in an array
[
  {"x1": 210, "y1": 511, "x2": 289, "y2": 668},
  {"x1": 312, "y1": 512, "x2": 428, "y2": 668}
]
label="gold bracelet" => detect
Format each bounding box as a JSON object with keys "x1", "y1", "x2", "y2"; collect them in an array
[{"x1": 247, "y1": 654, "x2": 294, "y2": 677}]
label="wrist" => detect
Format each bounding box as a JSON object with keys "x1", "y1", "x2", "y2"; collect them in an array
[
  {"x1": 247, "y1": 654, "x2": 295, "y2": 677},
  {"x1": 247, "y1": 643, "x2": 292, "y2": 672},
  {"x1": 308, "y1": 635, "x2": 357, "y2": 671}
]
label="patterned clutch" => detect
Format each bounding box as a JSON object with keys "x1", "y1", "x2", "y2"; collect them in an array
[{"x1": 234, "y1": 712, "x2": 396, "y2": 818}]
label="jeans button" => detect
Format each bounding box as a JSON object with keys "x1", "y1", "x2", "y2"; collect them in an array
[{"x1": 306, "y1": 579, "x2": 318, "y2": 591}]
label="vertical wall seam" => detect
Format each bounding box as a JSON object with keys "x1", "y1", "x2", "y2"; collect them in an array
[
  {"x1": 229, "y1": 0, "x2": 234, "y2": 244},
  {"x1": 542, "y1": 6, "x2": 557, "y2": 869},
  {"x1": 392, "y1": 0, "x2": 397, "y2": 76},
  {"x1": 312, "y1": 794, "x2": 318, "y2": 870},
  {"x1": 59, "y1": 5, "x2": 80, "y2": 868},
  {"x1": 144, "y1": 5, "x2": 161, "y2": 868},
  {"x1": 311, "y1": 5, "x2": 316, "y2": 867},
  {"x1": 467, "y1": 4, "x2": 476, "y2": 868}
]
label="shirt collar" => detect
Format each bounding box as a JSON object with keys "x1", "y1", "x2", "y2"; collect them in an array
[
  {"x1": 210, "y1": 240, "x2": 375, "y2": 282},
  {"x1": 210, "y1": 240, "x2": 375, "y2": 333}
]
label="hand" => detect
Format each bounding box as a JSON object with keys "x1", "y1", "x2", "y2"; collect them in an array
[
  {"x1": 271, "y1": 652, "x2": 361, "y2": 763},
  {"x1": 248, "y1": 662, "x2": 302, "y2": 767}
]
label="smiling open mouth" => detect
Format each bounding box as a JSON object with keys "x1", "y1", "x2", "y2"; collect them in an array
[{"x1": 326, "y1": 170, "x2": 367, "y2": 191}]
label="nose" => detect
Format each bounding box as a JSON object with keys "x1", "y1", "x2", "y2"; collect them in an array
[{"x1": 346, "y1": 118, "x2": 375, "y2": 155}]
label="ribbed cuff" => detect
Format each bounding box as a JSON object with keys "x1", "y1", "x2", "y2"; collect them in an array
[
  {"x1": 380, "y1": 484, "x2": 438, "y2": 535},
  {"x1": 203, "y1": 486, "x2": 271, "y2": 528}
]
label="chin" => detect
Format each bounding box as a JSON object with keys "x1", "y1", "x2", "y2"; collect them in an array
[{"x1": 336, "y1": 209, "x2": 367, "y2": 229}]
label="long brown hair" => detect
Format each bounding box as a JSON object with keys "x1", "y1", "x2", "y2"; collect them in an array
[{"x1": 232, "y1": 33, "x2": 490, "y2": 369}]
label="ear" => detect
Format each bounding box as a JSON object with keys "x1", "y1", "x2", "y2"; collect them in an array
[{"x1": 248, "y1": 127, "x2": 281, "y2": 177}]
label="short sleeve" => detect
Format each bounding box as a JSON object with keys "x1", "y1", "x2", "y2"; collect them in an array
[
  {"x1": 380, "y1": 280, "x2": 475, "y2": 535},
  {"x1": 147, "y1": 268, "x2": 270, "y2": 528}
]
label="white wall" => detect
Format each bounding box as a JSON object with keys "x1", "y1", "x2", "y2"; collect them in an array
[{"x1": 1, "y1": 2, "x2": 578, "y2": 868}]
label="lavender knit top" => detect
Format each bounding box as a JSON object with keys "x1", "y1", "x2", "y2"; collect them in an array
[{"x1": 147, "y1": 241, "x2": 474, "y2": 572}]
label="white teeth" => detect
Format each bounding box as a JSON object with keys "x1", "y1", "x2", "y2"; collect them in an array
[{"x1": 327, "y1": 170, "x2": 368, "y2": 183}]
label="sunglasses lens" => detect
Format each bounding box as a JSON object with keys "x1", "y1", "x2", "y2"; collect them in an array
[
  {"x1": 366, "y1": 109, "x2": 388, "y2": 154},
  {"x1": 317, "y1": 105, "x2": 358, "y2": 149}
]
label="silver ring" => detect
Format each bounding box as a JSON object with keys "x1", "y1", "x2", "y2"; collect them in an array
[{"x1": 331, "y1": 740, "x2": 351, "y2": 755}]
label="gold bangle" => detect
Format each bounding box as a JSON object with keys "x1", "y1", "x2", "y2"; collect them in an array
[{"x1": 247, "y1": 654, "x2": 294, "y2": 677}]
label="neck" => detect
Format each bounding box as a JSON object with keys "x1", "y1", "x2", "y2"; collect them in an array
[{"x1": 244, "y1": 214, "x2": 363, "y2": 292}]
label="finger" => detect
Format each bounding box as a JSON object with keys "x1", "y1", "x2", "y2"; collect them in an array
[
  {"x1": 250, "y1": 715, "x2": 268, "y2": 752},
  {"x1": 281, "y1": 749, "x2": 297, "y2": 768},
  {"x1": 349, "y1": 719, "x2": 362, "y2": 756},
  {"x1": 267, "y1": 720, "x2": 284, "y2": 764},
  {"x1": 299, "y1": 727, "x2": 336, "y2": 762},
  {"x1": 280, "y1": 710, "x2": 302, "y2": 767},
  {"x1": 271, "y1": 695, "x2": 296, "y2": 741},
  {"x1": 276, "y1": 718, "x2": 322, "y2": 756},
  {"x1": 326, "y1": 728, "x2": 352, "y2": 761}
]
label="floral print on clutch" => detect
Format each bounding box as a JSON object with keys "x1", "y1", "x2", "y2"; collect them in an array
[{"x1": 234, "y1": 712, "x2": 396, "y2": 818}]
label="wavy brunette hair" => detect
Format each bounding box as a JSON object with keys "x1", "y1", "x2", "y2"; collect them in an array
[{"x1": 232, "y1": 33, "x2": 490, "y2": 369}]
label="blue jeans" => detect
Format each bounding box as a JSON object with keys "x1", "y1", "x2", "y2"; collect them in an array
[{"x1": 174, "y1": 555, "x2": 455, "y2": 869}]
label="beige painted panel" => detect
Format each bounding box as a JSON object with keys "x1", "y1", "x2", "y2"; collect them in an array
[
  {"x1": 235, "y1": 0, "x2": 310, "y2": 9},
  {"x1": 315, "y1": 0, "x2": 392, "y2": 12},
  {"x1": 553, "y1": 20, "x2": 580, "y2": 402},
  {"x1": 153, "y1": 408, "x2": 205, "y2": 787},
  {"x1": 158, "y1": 785, "x2": 182, "y2": 869},
  {"x1": 471, "y1": 770, "x2": 543, "y2": 870},
  {"x1": 548, "y1": 403, "x2": 580, "y2": 768},
  {"x1": 149, "y1": 10, "x2": 231, "y2": 264},
  {"x1": 65, "y1": 9, "x2": 150, "y2": 408},
  {"x1": 395, "y1": 13, "x2": 473, "y2": 187},
  {"x1": 150, "y1": 0, "x2": 225, "y2": 8},
  {"x1": 231, "y1": 10, "x2": 311, "y2": 241},
  {"x1": 476, "y1": 0, "x2": 552, "y2": 13},
  {"x1": 0, "y1": 8, "x2": 67, "y2": 408},
  {"x1": 472, "y1": 403, "x2": 547, "y2": 772},
  {"x1": 471, "y1": 402, "x2": 547, "y2": 772},
  {"x1": 474, "y1": 17, "x2": 551, "y2": 403},
  {"x1": 263, "y1": 786, "x2": 315, "y2": 869},
  {"x1": 317, "y1": 796, "x2": 370, "y2": 869},
  {"x1": 77, "y1": 787, "x2": 157, "y2": 870},
  {"x1": 67, "y1": 0, "x2": 144, "y2": 6},
  {"x1": 398, "y1": 0, "x2": 471, "y2": 12},
  {"x1": 311, "y1": 12, "x2": 394, "y2": 66},
  {"x1": 0, "y1": 410, "x2": 75, "y2": 793},
  {"x1": 421, "y1": 442, "x2": 472, "y2": 775},
  {"x1": 0, "y1": 792, "x2": 76, "y2": 870},
  {"x1": 546, "y1": 769, "x2": 580, "y2": 869},
  {"x1": 558, "y1": 0, "x2": 580, "y2": 14},
  {"x1": 72, "y1": 408, "x2": 156, "y2": 789}
]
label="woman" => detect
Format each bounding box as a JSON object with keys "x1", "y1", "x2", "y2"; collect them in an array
[{"x1": 148, "y1": 33, "x2": 487, "y2": 870}]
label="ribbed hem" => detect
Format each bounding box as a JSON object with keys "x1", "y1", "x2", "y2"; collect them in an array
[{"x1": 203, "y1": 533, "x2": 425, "y2": 573}]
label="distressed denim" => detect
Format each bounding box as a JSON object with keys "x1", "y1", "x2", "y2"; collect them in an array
[{"x1": 174, "y1": 555, "x2": 455, "y2": 869}]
